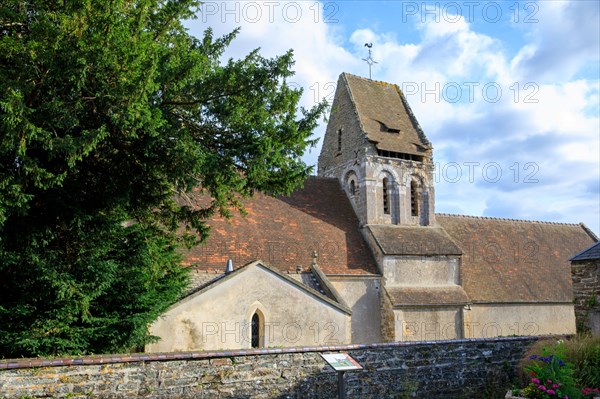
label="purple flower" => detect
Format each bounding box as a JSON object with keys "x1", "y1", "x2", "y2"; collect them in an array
[
  {"x1": 539, "y1": 385, "x2": 547, "y2": 392},
  {"x1": 532, "y1": 378, "x2": 540, "y2": 384},
  {"x1": 553, "y1": 384, "x2": 559, "y2": 389},
  {"x1": 547, "y1": 389, "x2": 556, "y2": 395}
]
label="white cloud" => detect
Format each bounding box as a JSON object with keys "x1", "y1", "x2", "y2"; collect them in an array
[
  {"x1": 511, "y1": 0, "x2": 600, "y2": 82},
  {"x1": 346, "y1": 4, "x2": 599, "y2": 233},
  {"x1": 189, "y1": 1, "x2": 354, "y2": 94},
  {"x1": 186, "y1": 1, "x2": 599, "y2": 234}
]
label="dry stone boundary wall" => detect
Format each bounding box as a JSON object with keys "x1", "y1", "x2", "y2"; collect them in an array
[{"x1": 0, "y1": 337, "x2": 539, "y2": 399}]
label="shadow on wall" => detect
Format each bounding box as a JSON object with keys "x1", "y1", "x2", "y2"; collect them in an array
[{"x1": 262, "y1": 362, "x2": 513, "y2": 399}]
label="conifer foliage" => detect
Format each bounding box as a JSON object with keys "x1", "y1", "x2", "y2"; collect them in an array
[{"x1": 0, "y1": 0, "x2": 325, "y2": 357}]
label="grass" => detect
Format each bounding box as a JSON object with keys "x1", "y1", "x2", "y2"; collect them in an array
[{"x1": 560, "y1": 334, "x2": 600, "y2": 389}]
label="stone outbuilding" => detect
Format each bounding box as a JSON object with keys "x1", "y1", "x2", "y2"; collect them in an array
[
  {"x1": 146, "y1": 73, "x2": 597, "y2": 352},
  {"x1": 570, "y1": 242, "x2": 600, "y2": 334},
  {"x1": 147, "y1": 260, "x2": 352, "y2": 352}
]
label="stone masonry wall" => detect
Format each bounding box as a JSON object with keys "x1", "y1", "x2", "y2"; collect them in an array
[
  {"x1": 572, "y1": 259, "x2": 600, "y2": 334},
  {"x1": 0, "y1": 337, "x2": 538, "y2": 399},
  {"x1": 317, "y1": 74, "x2": 368, "y2": 178}
]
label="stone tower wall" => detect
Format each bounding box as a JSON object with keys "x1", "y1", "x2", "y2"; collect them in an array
[{"x1": 317, "y1": 74, "x2": 436, "y2": 227}]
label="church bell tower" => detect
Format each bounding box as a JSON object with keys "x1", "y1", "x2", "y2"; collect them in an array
[
  {"x1": 318, "y1": 73, "x2": 435, "y2": 228},
  {"x1": 318, "y1": 73, "x2": 466, "y2": 343}
]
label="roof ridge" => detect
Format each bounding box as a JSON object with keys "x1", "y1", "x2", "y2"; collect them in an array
[
  {"x1": 579, "y1": 222, "x2": 600, "y2": 241},
  {"x1": 342, "y1": 72, "x2": 398, "y2": 89},
  {"x1": 435, "y1": 213, "x2": 583, "y2": 226},
  {"x1": 182, "y1": 260, "x2": 352, "y2": 314}
]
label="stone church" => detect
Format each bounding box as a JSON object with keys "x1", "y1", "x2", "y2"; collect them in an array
[{"x1": 146, "y1": 73, "x2": 598, "y2": 352}]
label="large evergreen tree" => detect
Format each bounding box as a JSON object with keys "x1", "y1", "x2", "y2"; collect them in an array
[{"x1": 0, "y1": 0, "x2": 326, "y2": 357}]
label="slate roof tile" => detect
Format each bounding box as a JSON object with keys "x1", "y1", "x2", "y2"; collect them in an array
[{"x1": 570, "y1": 241, "x2": 600, "y2": 261}]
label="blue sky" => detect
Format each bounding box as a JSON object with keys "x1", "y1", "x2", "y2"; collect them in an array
[{"x1": 186, "y1": 0, "x2": 600, "y2": 236}]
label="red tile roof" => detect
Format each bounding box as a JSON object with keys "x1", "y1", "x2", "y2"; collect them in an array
[
  {"x1": 436, "y1": 214, "x2": 597, "y2": 303},
  {"x1": 183, "y1": 177, "x2": 379, "y2": 275}
]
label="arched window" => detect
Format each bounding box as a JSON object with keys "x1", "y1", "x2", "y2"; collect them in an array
[
  {"x1": 410, "y1": 180, "x2": 419, "y2": 216},
  {"x1": 337, "y1": 129, "x2": 342, "y2": 152},
  {"x1": 350, "y1": 179, "x2": 356, "y2": 196},
  {"x1": 251, "y1": 312, "x2": 261, "y2": 348},
  {"x1": 383, "y1": 178, "x2": 390, "y2": 215}
]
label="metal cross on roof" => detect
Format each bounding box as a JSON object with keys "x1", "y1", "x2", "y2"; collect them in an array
[{"x1": 362, "y1": 43, "x2": 378, "y2": 80}]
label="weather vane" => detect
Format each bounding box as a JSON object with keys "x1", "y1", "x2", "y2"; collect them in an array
[{"x1": 362, "y1": 43, "x2": 378, "y2": 80}]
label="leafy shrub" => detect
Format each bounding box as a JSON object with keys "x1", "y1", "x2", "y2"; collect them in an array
[
  {"x1": 525, "y1": 354, "x2": 578, "y2": 398},
  {"x1": 517, "y1": 335, "x2": 600, "y2": 399}
]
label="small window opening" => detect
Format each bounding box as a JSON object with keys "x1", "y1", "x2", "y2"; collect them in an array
[
  {"x1": 337, "y1": 129, "x2": 342, "y2": 152},
  {"x1": 383, "y1": 178, "x2": 390, "y2": 215},
  {"x1": 410, "y1": 180, "x2": 419, "y2": 216},
  {"x1": 350, "y1": 180, "x2": 356, "y2": 196},
  {"x1": 251, "y1": 313, "x2": 261, "y2": 348},
  {"x1": 377, "y1": 149, "x2": 423, "y2": 163}
]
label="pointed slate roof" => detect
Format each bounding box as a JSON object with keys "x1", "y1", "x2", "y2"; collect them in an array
[
  {"x1": 570, "y1": 241, "x2": 600, "y2": 262},
  {"x1": 183, "y1": 176, "x2": 379, "y2": 275},
  {"x1": 342, "y1": 72, "x2": 431, "y2": 156},
  {"x1": 436, "y1": 214, "x2": 597, "y2": 303}
]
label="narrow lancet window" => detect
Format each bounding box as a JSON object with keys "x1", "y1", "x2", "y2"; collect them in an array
[
  {"x1": 251, "y1": 313, "x2": 261, "y2": 348},
  {"x1": 350, "y1": 180, "x2": 356, "y2": 196},
  {"x1": 337, "y1": 129, "x2": 342, "y2": 152},
  {"x1": 411, "y1": 180, "x2": 419, "y2": 216},
  {"x1": 383, "y1": 178, "x2": 390, "y2": 215}
]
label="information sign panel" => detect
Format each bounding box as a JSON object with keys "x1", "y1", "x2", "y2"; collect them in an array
[{"x1": 320, "y1": 353, "x2": 362, "y2": 371}]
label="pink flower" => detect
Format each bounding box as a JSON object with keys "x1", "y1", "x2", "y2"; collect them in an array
[
  {"x1": 553, "y1": 384, "x2": 559, "y2": 389},
  {"x1": 532, "y1": 378, "x2": 540, "y2": 384},
  {"x1": 539, "y1": 385, "x2": 547, "y2": 392},
  {"x1": 547, "y1": 390, "x2": 556, "y2": 395}
]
